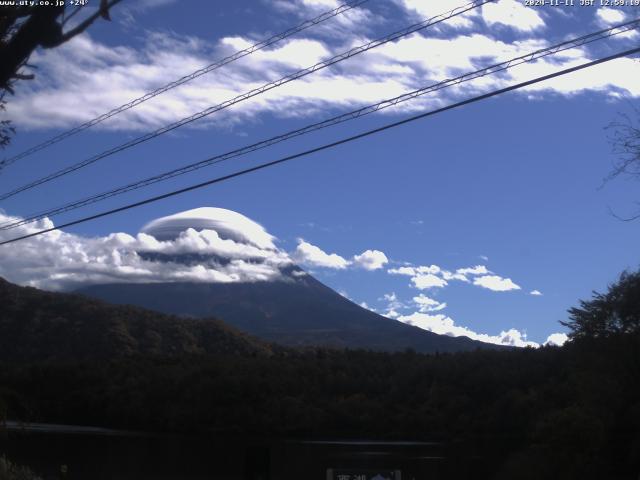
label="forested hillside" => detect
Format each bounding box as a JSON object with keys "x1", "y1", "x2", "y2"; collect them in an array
[
  {"x1": 1, "y1": 273, "x2": 639, "y2": 479},
  {"x1": 0, "y1": 277, "x2": 274, "y2": 361}
]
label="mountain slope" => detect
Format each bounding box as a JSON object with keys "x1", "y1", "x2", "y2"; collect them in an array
[
  {"x1": 77, "y1": 267, "x2": 498, "y2": 353},
  {"x1": 0, "y1": 277, "x2": 273, "y2": 362}
]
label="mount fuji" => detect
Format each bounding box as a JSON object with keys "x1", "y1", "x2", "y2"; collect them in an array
[{"x1": 76, "y1": 207, "x2": 499, "y2": 353}]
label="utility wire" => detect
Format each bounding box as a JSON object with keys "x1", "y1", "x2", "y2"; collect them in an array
[
  {"x1": 0, "y1": 0, "x2": 492, "y2": 201},
  {"x1": 2, "y1": 44, "x2": 639, "y2": 246},
  {"x1": 2, "y1": 18, "x2": 638, "y2": 231},
  {"x1": 0, "y1": 0, "x2": 370, "y2": 171}
]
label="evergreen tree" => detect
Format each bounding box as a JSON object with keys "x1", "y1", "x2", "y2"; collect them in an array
[{"x1": 561, "y1": 270, "x2": 640, "y2": 338}]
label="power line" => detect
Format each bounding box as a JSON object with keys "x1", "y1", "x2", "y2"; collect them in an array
[
  {"x1": 0, "y1": 0, "x2": 370, "y2": 171},
  {"x1": 0, "y1": 0, "x2": 492, "y2": 201},
  {"x1": 2, "y1": 18, "x2": 638, "y2": 231},
  {"x1": 2, "y1": 44, "x2": 638, "y2": 247}
]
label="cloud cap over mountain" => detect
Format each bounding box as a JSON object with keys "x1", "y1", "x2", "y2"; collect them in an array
[
  {"x1": 0, "y1": 207, "x2": 290, "y2": 291},
  {"x1": 141, "y1": 207, "x2": 276, "y2": 249}
]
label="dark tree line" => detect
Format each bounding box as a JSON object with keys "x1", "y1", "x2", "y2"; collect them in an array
[
  {"x1": 1, "y1": 270, "x2": 640, "y2": 478},
  {"x1": 1, "y1": 333, "x2": 639, "y2": 479}
]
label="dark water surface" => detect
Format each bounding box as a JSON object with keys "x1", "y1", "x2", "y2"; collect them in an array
[{"x1": 0, "y1": 422, "x2": 491, "y2": 479}]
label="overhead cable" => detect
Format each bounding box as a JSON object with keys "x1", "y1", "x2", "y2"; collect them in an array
[
  {"x1": 2, "y1": 44, "x2": 639, "y2": 246},
  {"x1": 0, "y1": 0, "x2": 370, "y2": 170},
  {"x1": 0, "y1": 0, "x2": 492, "y2": 201},
  {"x1": 2, "y1": 18, "x2": 638, "y2": 231}
]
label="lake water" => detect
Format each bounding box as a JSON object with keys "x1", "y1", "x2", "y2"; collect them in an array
[{"x1": 0, "y1": 422, "x2": 493, "y2": 479}]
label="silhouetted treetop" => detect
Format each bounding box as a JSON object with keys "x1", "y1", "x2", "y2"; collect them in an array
[{"x1": 561, "y1": 269, "x2": 640, "y2": 339}]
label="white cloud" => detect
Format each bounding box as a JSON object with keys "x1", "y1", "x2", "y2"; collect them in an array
[
  {"x1": 440, "y1": 265, "x2": 490, "y2": 283},
  {"x1": 473, "y1": 275, "x2": 521, "y2": 292},
  {"x1": 412, "y1": 273, "x2": 448, "y2": 290},
  {"x1": 375, "y1": 33, "x2": 537, "y2": 79},
  {"x1": 530, "y1": 289, "x2": 543, "y2": 296},
  {"x1": 272, "y1": 0, "x2": 339, "y2": 16},
  {"x1": 390, "y1": 262, "x2": 523, "y2": 294},
  {"x1": 338, "y1": 290, "x2": 351, "y2": 299},
  {"x1": 386, "y1": 261, "x2": 536, "y2": 343},
  {"x1": 611, "y1": 29, "x2": 639, "y2": 41},
  {"x1": 595, "y1": 7, "x2": 626, "y2": 27},
  {"x1": 510, "y1": 54, "x2": 640, "y2": 98},
  {"x1": 0, "y1": 210, "x2": 293, "y2": 291},
  {"x1": 482, "y1": 0, "x2": 545, "y2": 32},
  {"x1": 441, "y1": 270, "x2": 470, "y2": 282},
  {"x1": 0, "y1": 206, "x2": 564, "y2": 349},
  {"x1": 380, "y1": 291, "x2": 408, "y2": 318},
  {"x1": 388, "y1": 266, "x2": 416, "y2": 276},
  {"x1": 147, "y1": 227, "x2": 277, "y2": 260},
  {"x1": 359, "y1": 300, "x2": 373, "y2": 310},
  {"x1": 292, "y1": 239, "x2": 350, "y2": 269},
  {"x1": 292, "y1": 242, "x2": 390, "y2": 271},
  {"x1": 416, "y1": 265, "x2": 441, "y2": 275},
  {"x1": 413, "y1": 293, "x2": 447, "y2": 312},
  {"x1": 220, "y1": 36, "x2": 330, "y2": 68},
  {"x1": 301, "y1": 0, "x2": 338, "y2": 8},
  {"x1": 456, "y1": 265, "x2": 490, "y2": 276},
  {"x1": 353, "y1": 249, "x2": 388, "y2": 270},
  {"x1": 6, "y1": 9, "x2": 640, "y2": 136},
  {"x1": 398, "y1": 312, "x2": 539, "y2": 347},
  {"x1": 544, "y1": 332, "x2": 568, "y2": 347},
  {"x1": 141, "y1": 207, "x2": 276, "y2": 249},
  {"x1": 397, "y1": 0, "x2": 479, "y2": 29}
]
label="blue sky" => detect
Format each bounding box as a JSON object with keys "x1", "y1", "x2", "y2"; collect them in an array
[{"x1": 1, "y1": 0, "x2": 639, "y2": 346}]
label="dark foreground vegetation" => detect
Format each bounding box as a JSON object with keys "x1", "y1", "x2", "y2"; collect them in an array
[
  {"x1": 1, "y1": 272, "x2": 639, "y2": 479},
  {"x1": 0, "y1": 455, "x2": 42, "y2": 480}
]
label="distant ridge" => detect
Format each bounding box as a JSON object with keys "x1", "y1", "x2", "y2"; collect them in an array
[
  {"x1": 0, "y1": 277, "x2": 273, "y2": 362},
  {"x1": 77, "y1": 266, "x2": 502, "y2": 354}
]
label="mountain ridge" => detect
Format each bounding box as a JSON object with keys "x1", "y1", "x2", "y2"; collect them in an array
[
  {"x1": 76, "y1": 266, "x2": 502, "y2": 353},
  {"x1": 0, "y1": 277, "x2": 274, "y2": 362}
]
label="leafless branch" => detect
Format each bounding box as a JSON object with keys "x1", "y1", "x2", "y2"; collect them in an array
[
  {"x1": 604, "y1": 104, "x2": 640, "y2": 184},
  {"x1": 56, "y1": 0, "x2": 123, "y2": 45},
  {"x1": 607, "y1": 204, "x2": 640, "y2": 222}
]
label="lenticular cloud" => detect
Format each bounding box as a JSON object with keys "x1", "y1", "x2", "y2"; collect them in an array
[
  {"x1": 141, "y1": 207, "x2": 277, "y2": 249},
  {"x1": 0, "y1": 207, "x2": 291, "y2": 291}
]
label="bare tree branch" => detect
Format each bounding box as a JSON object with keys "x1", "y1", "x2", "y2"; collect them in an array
[
  {"x1": 607, "y1": 205, "x2": 640, "y2": 222},
  {"x1": 0, "y1": 1, "x2": 123, "y2": 147},
  {"x1": 605, "y1": 105, "x2": 640, "y2": 180},
  {"x1": 603, "y1": 101, "x2": 640, "y2": 221},
  {"x1": 57, "y1": 0, "x2": 123, "y2": 45}
]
